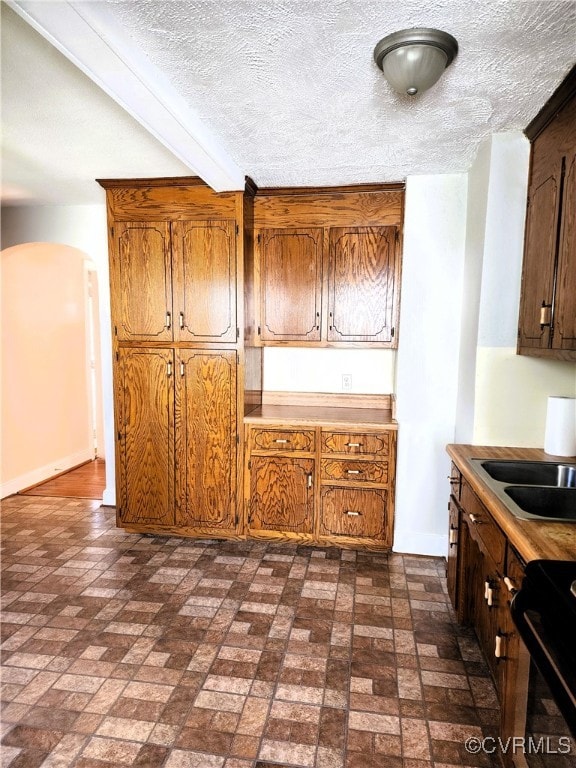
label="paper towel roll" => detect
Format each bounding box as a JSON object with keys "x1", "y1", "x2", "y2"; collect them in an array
[{"x1": 544, "y1": 396, "x2": 576, "y2": 456}]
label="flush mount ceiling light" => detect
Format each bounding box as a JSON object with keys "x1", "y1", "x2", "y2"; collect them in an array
[{"x1": 373, "y1": 27, "x2": 458, "y2": 96}]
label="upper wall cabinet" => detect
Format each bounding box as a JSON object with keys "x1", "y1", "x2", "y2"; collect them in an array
[
  {"x1": 253, "y1": 185, "x2": 404, "y2": 348},
  {"x1": 518, "y1": 65, "x2": 576, "y2": 361}
]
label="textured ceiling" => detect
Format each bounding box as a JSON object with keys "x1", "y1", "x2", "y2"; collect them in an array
[{"x1": 2, "y1": 0, "x2": 575, "y2": 204}]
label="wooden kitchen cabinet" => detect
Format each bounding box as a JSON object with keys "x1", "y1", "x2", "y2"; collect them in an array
[
  {"x1": 253, "y1": 185, "x2": 404, "y2": 348},
  {"x1": 518, "y1": 66, "x2": 576, "y2": 360},
  {"x1": 249, "y1": 455, "x2": 315, "y2": 535},
  {"x1": 257, "y1": 228, "x2": 323, "y2": 342},
  {"x1": 327, "y1": 226, "x2": 398, "y2": 343},
  {"x1": 116, "y1": 347, "x2": 174, "y2": 526},
  {"x1": 175, "y1": 349, "x2": 238, "y2": 531},
  {"x1": 117, "y1": 347, "x2": 238, "y2": 533},
  {"x1": 447, "y1": 466, "x2": 531, "y2": 765},
  {"x1": 109, "y1": 218, "x2": 238, "y2": 344},
  {"x1": 247, "y1": 426, "x2": 316, "y2": 541},
  {"x1": 100, "y1": 177, "x2": 263, "y2": 539},
  {"x1": 245, "y1": 416, "x2": 396, "y2": 550},
  {"x1": 318, "y1": 428, "x2": 394, "y2": 546}
]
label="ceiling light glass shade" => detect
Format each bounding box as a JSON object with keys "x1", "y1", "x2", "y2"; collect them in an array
[{"x1": 374, "y1": 28, "x2": 458, "y2": 96}]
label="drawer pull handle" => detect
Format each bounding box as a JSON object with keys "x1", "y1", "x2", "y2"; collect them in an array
[
  {"x1": 274, "y1": 439, "x2": 290, "y2": 444},
  {"x1": 345, "y1": 510, "x2": 362, "y2": 516},
  {"x1": 346, "y1": 469, "x2": 362, "y2": 474},
  {"x1": 345, "y1": 442, "x2": 362, "y2": 447},
  {"x1": 503, "y1": 576, "x2": 517, "y2": 594},
  {"x1": 495, "y1": 632, "x2": 503, "y2": 659}
]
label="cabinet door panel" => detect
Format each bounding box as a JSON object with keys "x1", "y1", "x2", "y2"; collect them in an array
[
  {"x1": 117, "y1": 348, "x2": 174, "y2": 525},
  {"x1": 554, "y1": 153, "x2": 576, "y2": 350},
  {"x1": 328, "y1": 227, "x2": 398, "y2": 343},
  {"x1": 250, "y1": 456, "x2": 314, "y2": 533},
  {"x1": 320, "y1": 487, "x2": 388, "y2": 540},
  {"x1": 176, "y1": 350, "x2": 237, "y2": 529},
  {"x1": 111, "y1": 222, "x2": 172, "y2": 341},
  {"x1": 173, "y1": 220, "x2": 237, "y2": 342},
  {"x1": 258, "y1": 228, "x2": 323, "y2": 341},
  {"x1": 518, "y1": 175, "x2": 559, "y2": 349}
]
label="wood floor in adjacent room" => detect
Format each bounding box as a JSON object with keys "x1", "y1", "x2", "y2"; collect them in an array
[
  {"x1": 20, "y1": 459, "x2": 106, "y2": 500},
  {"x1": 0, "y1": 492, "x2": 500, "y2": 768}
]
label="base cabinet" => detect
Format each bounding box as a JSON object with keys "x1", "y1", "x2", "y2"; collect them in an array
[
  {"x1": 116, "y1": 347, "x2": 239, "y2": 534},
  {"x1": 246, "y1": 422, "x2": 396, "y2": 549},
  {"x1": 249, "y1": 455, "x2": 314, "y2": 534},
  {"x1": 447, "y1": 464, "x2": 530, "y2": 765}
]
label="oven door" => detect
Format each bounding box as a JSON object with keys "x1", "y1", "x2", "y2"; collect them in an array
[{"x1": 511, "y1": 560, "x2": 576, "y2": 766}]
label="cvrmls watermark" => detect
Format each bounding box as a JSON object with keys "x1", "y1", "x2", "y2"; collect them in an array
[{"x1": 465, "y1": 736, "x2": 573, "y2": 755}]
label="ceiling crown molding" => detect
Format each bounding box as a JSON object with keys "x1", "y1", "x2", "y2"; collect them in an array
[{"x1": 6, "y1": 0, "x2": 246, "y2": 192}]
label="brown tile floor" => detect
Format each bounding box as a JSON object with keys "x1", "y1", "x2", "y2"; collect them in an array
[{"x1": 1, "y1": 495, "x2": 499, "y2": 768}]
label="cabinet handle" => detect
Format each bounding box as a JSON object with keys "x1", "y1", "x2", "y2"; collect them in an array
[
  {"x1": 316, "y1": 311, "x2": 320, "y2": 330},
  {"x1": 165, "y1": 311, "x2": 172, "y2": 329},
  {"x1": 469, "y1": 513, "x2": 479, "y2": 523},
  {"x1": 307, "y1": 473, "x2": 313, "y2": 488},
  {"x1": 274, "y1": 438, "x2": 290, "y2": 444},
  {"x1": 487, "y1": 585, "x2": 494, "y2": 607},
  {"x1": 346, "y1": 469, "x2": 362, "y2": 475},
  {"x1": 539, "y1": 301, "x2": 552, "y2": 328},
  {"x1": 179, "y1": 311, "x2": 185, "y2": 329},
  {"x1": 503, "y1": 576, "x2": 517, "y2": 594},
  {"x1": 345, "y1": 510, "x2": 362, "y2": 516},
  {"x1": 484, "y1": 579, "x2": 491, "y2": 601},
  {"x1": 449, "y1": 527, "x2": 457, "y2": 546},
  {"x1": 167, "y1": 361, "x2": 172, "y2": 377},
  {"x1": 345, "y1": 442, "x2": 362, "y2": 448},
  {"x1": 180, "y1": 361, "x2": 185, "y2": 377},
  {"x1": 495, "y1": 632, "x2": 503, "y2": 659}
]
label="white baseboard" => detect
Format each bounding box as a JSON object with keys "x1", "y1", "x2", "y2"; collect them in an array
[
  {"x1": 393, "y1": 530, "x2": 448, "y2": 558},
  {"x1": 1, "y1": 449, "x2": 94, "y2": 499}
]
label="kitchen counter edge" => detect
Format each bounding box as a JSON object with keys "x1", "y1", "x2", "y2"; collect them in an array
[{"x1": 447, "y1": 444, "x2": 576, "y2": 563}]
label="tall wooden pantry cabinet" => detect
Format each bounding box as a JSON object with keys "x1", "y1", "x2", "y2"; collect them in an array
[{"x1": 98, "y1": 177, "x2": 262, "y2": 538}]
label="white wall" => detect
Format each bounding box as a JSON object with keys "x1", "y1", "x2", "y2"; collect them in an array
[
  {"x1": 1, "y1": 243, "x2": 93, "y2": 496},
  {"x1": 263, "y1": 347, "x2": 395, "y2": 394},
  {"x1": 471, "y1": 133, "x2": 576, "y2": 446},
  {"x1": 394, "y1": 174, "x2": 468, "y2": 556},
  {"x1": 1, "y1": 203, "x2": 115, "y2": 504}
]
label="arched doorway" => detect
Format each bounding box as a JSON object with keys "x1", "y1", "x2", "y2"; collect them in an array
[{"x1": 1, "y1": 241, "x2": 104, "y2": 499}]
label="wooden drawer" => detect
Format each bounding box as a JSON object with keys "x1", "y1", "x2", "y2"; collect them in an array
[
  {"x1": 321, "y1": 431, "x2": 390, "y2": 456},
  {"x1": 320, "y1": 459, "x2": 388, "y2": 484},
  {"x1": 251, "y1": 428, "x2": 315, "y2": 452},
  {"x1": 461, "y1": 482, "x2": 506, "y2": 570},
  {"x1": 320, "y1": 487, "x2": 388, "y2": 540}
]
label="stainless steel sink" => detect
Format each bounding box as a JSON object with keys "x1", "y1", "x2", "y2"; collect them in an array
[{"x1": 469, "y1": 458, "x2": 576, "y2": 522}]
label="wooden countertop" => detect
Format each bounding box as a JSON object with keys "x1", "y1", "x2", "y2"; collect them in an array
[
  {"x1": 447, "y1": 444, "x2": 576, "y2": 563},
  {"x1": 244, "y1": 404, "x2": 396, "y2": 429}
]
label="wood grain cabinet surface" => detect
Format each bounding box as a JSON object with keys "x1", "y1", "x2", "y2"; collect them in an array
[
  {"x1": 518, "y1": 67, "x2": 576, "y2": 360},
  {"x1": 447, "y1": 464, "x2": 530, "y2": 765},
  {"x1": 254, "y1": 185, "x2": 404, "y2": 348},
  {"x1": 245, "y1": 420, "x2": 396, "y2": 550},
  {"x1": 100, "y1": 177, "x2": 262, "y2": 540}
]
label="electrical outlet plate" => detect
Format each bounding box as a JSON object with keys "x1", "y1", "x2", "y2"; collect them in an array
[{"x1": 342, "y1": 374, "x2": 352, "y2": 391}]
